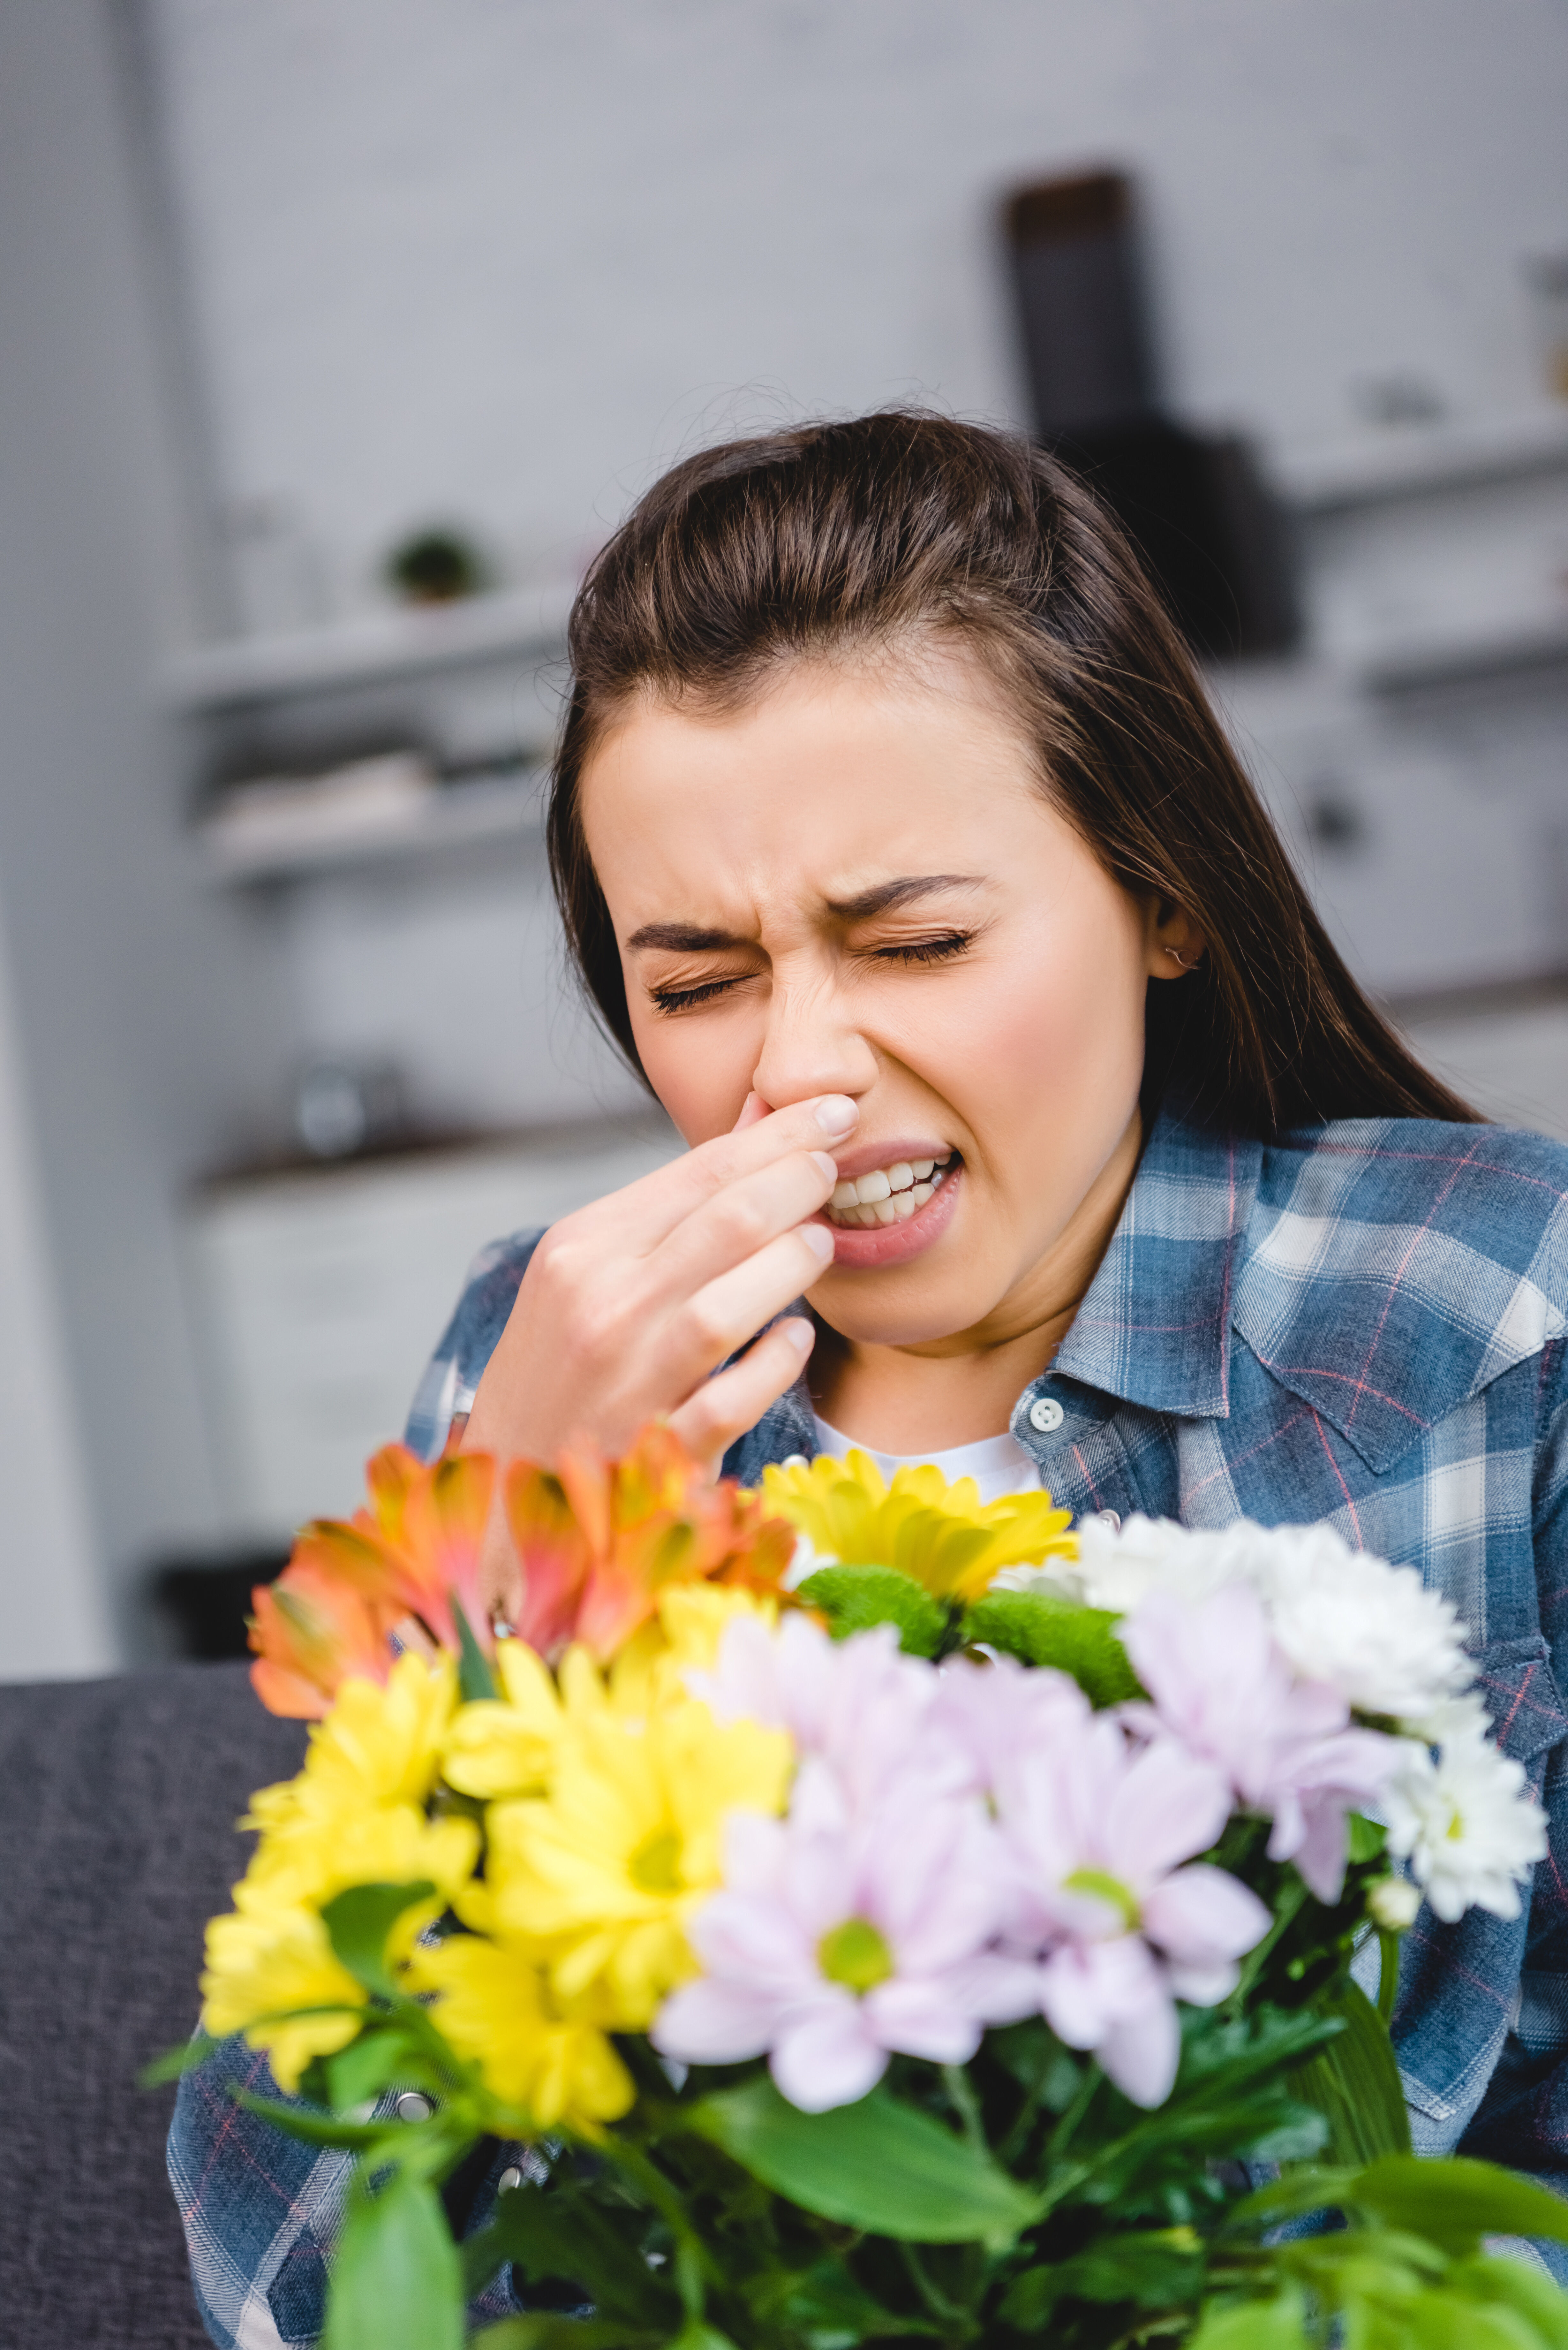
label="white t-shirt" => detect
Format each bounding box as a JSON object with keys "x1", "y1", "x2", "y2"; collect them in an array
[{"x1": 810, "y1": 1414, "x2": 1041, "y2": 1505}]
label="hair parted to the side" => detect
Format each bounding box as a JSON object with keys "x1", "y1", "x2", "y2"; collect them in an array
[{"x1": 546, "y1": 411, "x2": 1475, "y2": 1139}]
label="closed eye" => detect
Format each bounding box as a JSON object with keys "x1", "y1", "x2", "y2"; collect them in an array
[
  {"x1": 868, "y1": 931, "x2": 974, "y2": 967},
  {"x1": 648, "y1": 975, "x2": 747, "y2": 1015}
]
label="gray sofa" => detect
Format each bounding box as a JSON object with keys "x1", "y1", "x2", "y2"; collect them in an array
[{"x1": 0, "y1": 1663, "x2": 307, "y2": 2348}]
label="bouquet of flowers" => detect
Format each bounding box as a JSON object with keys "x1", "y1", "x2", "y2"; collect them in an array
[{"x1": 168, "y1": 1428, "x2": 1568, "y2": 2350}]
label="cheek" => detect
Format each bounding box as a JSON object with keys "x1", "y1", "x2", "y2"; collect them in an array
[
  {"x1": 629, "y1": 1003, "x2": 763, "y2": 1147},
  {"x1": 893, "y1": 912, "x2": 1147, "y2": 1139}
]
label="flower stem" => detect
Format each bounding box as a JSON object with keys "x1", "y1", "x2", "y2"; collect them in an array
[{"x1": 941, "y1": 2063, "x2": 987, "y2": 2157}]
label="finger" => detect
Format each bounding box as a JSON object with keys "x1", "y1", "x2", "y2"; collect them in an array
[
  {"x1": 668, "y1": 1316, "x2": 816, "y2": 1469},
  {"x1": 731, "y1": 1091, "x2": 770, "y2": 1132},
  {"x1": 474, "y1": 1490, "x2": 524, "y2": 1624},
  {"x1": 559, "y1": 1094, "x2": 858, "y2": 1256},
  {"x1": 662, "y1": 1225, "x2": 834, "y2": 1395},
  {"x1": 648, "y1": 1148, "x2": 839, "y2": 1299}
]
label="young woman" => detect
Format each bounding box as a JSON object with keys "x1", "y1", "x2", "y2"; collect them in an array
[{"x1": 174, "y1": 415, "x2": 1568, "y2": 2343}]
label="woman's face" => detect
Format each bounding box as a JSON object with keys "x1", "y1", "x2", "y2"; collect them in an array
[{"x1": 579, "y1": 650, "x2": 1178, "y2": 1353}]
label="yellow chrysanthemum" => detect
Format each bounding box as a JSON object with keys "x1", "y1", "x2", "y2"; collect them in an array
[
  {"x1": 763, "y1": 1448, "x2": 1077, "y2": 1602},
  {"x1": 239, "y1": 1798, "x2": 479, "y2": 1922},
  {"x1": 201, "y1": 1904, "x2": 366, "y2": 2091},
  {"x1": 480, "y1": 1689, "x2": 792, "y2": 2028},
  {"x1": 247, "y1": 1651, "x2": 458, "y2": 1846},
  {"x1": 607, "y1": 1580, "x2": 781, "y2": 1714},
  {"x1": 441, "y1": 1638, "x2": 564, "y2": 1800},
  {"x1": 409, "y1": 1932, "x2": 634, "y2": 2134}
]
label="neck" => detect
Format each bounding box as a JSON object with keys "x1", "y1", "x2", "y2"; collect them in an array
[{"x1": 809, "y1": 1110, "x2": 1142, "y2": 1455}]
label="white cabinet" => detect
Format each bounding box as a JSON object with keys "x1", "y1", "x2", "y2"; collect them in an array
[{"x1": 187, "y1": 1120, "x2": 680, "y2": 1542}]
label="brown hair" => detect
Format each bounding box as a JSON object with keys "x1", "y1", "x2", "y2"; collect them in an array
[{"x1": 546, "y1": 412, "x2": 1475, "y2": 1139}]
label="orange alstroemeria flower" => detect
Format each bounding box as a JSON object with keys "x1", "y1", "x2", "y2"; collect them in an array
[
  {"x1": 248, "y1": 1445, "x2": 497, "y2": 1718},
  {"x1": 504, "y1": 1420, "x2": 795, "y2": 1664},
  {"x1": 248, "y1": 1560, "x2": 396, "y2": 1718}
]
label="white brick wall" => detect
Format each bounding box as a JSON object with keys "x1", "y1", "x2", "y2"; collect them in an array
[{"x1": 144, "y1": 0, "x2": 1568, "y2": 607}]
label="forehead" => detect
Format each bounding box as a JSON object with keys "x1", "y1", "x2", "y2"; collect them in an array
[{"x1": 577, "y1": 655, "x2": 1044, "y2": 926}]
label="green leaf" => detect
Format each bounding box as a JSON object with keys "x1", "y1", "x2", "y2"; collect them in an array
[
  {"x1": 684, "y1": 2076, "x2": 1041, "y2": 2248},
  {"x1": 1393, "y1": 2287, "x2": 1555, "y2": 2350},
  {"x1": 1187, "y1": 2286, "x2": 1312, "y2": 2349},
  {"x1": 320, "y1": 1881, "x2": 436, "y2": 1998},
  {"x1": 797, "y1": 1565, "x2": 948, "y2": 1657},
  {"x1": 1222, "y1": 2165, "x2": 1362, "y2": 2236},
  {"x1": 1350, "y1": 2156, "x2": 1568, "y2": 2257},
  {"x1": 452, "y1": 1597, "x2": 499, "y2": 1702},
  {"x1": 324, "y1": 2026, "x2": 418, "y2": 2113},
  {"x1": 139, "y1": 2027, "x2": 217, "y2": 2087},
  {"x1": 472, "y1": 2327, "x2": 663, "y2": 2350},
  {"x1": 960, "y1": 1591, "x2": 1142, "y2": 1706},
  {"x1": 322, "y1": 2167, "x2": 464, "y2": 2350},
  {"x1": 1002, "y1": 2229, "x2": 1206, "y2": 2325},
  {"x1": 749, "y1": 2259, "x2": 939, "y2": 2344},
  {"x1": 1287, "y1": 1976, "x2": 1411, "y2": 2164},
  {"x1": 1347, "y1": 1811, "x2": 1388, "y2": 1863},
  {"x1": 1451, "y1": 2255, "x2": 1568, "y2": 2350},
  {"x1": 465, "y1": 2174, "x2": 679, "y2": 2327},
  {"x1": 236, "y1": 2093, "x2": 403, "y2": 2152},
  {"x1": 987, "y1": 2018, "x2": 1084, "y2": 2111}
]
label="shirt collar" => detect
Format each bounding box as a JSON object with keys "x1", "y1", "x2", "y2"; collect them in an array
[{"x1": 1050, "y1": 1106, "x2": 1261, "y2": 1422}]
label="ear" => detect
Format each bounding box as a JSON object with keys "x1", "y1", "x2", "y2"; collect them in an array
[{"x1": 1145, "y1": 896, "x2": 1209, "y2": 981}]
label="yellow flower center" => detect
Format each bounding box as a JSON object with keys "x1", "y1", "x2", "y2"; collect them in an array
[
  {"x1": 817, "y1": 1916, "x2": 894, "y2": 1993},
  {"x1": 629, "y1": 1828, "x2": 685, "y2": 1895},
  {"x1": 1445, "y1": 1804, "x2": 1466, "y2": 1842},
  {"x1": 1063, "y1": 1867, "x2": 1141, "y2": 1931}
]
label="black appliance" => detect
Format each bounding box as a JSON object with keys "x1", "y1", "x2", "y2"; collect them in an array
[{"x1": 1004, "y1": 170, "x2": 1297, "y2": 659}]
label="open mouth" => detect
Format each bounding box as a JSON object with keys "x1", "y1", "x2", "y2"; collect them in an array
[{"x1": 824, "y1": 1151, "x2": 955, "y2": 1229}]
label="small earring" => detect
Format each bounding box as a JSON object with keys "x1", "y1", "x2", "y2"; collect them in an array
[{"x1": 1164, "y1": 944, "x2": 1196, "y2": 971}]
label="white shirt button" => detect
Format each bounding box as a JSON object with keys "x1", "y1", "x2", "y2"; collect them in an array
[
  {"x1": 1028, "y1": 1396, "x2": 1064, "y2": 1434},
  {"x1": 1094, "y1": 1509, "x2": 1122, "y2": 1532},
  {"x1": 497, "y1": 2166, "x2": 524, "y2": 2194},
  {"x1": 395, "y1": 2091, "x2": 434, "y2": 2123}
]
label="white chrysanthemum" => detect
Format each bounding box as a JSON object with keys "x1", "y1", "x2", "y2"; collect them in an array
[
  {"x1": 1001, "y1": 1513, "x2": 1471, "y2": 1725},
  {"x1": 1247, "y1": 1526, "x2": 1471, "y2": 1722},
  {"x1": 1382, "y1": 1734, "x2": 1547, "y2": 1923},
  {"x1": 995, "y1": 1514, "x2": 1258, "y2": 1614}
]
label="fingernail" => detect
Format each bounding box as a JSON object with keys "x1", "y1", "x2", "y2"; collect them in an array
[
  {"x1": 780, "y1": 1315, "x2": 816, "y2": 1354},
  {"x1": 813, "y1": 1095, "x2": 858, "y2": 1135},
  {"x1": 800, "y1": 1221, "x2": 836, "y2": 1264},
  {"x1": 809, "y1": 1150, "x2": 839, "y2": 1183}
]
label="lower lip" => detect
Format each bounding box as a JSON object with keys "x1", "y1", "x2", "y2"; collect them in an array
[{"x1": 814, "y1": 1162, "x2": 963, "y2": 1270}]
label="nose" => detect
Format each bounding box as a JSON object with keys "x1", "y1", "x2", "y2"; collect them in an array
[{"x1": 750, "y1": 969, "x2": 878, "y2": 1111}]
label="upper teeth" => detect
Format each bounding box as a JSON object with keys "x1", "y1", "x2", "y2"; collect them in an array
[{"x1": 826, "y1": 1153, "x2": 952, "y2": 1228}]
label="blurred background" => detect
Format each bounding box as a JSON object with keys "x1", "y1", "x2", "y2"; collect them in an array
[{"x1": 1, "y1": 0, "x2": 1565, "y2": 1679}]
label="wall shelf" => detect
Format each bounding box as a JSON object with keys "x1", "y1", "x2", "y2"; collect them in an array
[
  {"x1": 1273, "y1": 409, "x2": 1568, "y2": 513},
  {"x1": 1354, "y1": 611, "x2": 1568, "y2": 693},
  {"x1": 162, "y1": 581, "x2": 574, "y2": 712},
  {"x1": 196, "y1": 767, "x2": 546, "y2": 885}
]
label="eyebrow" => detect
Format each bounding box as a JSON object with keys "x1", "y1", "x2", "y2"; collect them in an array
[{"x1": 625, "y1": 876, "x2": 983, "y2": 953}]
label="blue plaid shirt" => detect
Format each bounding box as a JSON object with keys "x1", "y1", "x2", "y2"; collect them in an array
[{"x1": 172, "y1": 1104, "x2": 1568, "y2": 2339}]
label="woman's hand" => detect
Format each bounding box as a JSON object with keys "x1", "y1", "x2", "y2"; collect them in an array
[{"x1": 459, "y1": 1092, "x2": 855, "y2": 1580}]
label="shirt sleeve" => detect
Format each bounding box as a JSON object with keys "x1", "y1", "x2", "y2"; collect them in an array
[
  {"x1": 1446, "y1": 1337, "x2": 1568, "y2": 2276},
  {"x1": 168, "y1": 1228, "x2": 551, "y2": 2346},
  {"x1": 403, "y1": 1229, "x2": 545, "y2": 1459},
  {"x1": 168, "y1": 2038, "x2": 530, "y2": 2346}
]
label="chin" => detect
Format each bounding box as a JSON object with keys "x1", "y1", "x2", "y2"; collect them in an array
[{"x1": 811, "y1": 1259, "x2": 1005, "y2": 1352}]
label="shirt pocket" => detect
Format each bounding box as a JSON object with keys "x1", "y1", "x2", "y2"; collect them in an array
[{"x1": 1469, "y1": 1635, "x2": 1568, "y2": 1769}]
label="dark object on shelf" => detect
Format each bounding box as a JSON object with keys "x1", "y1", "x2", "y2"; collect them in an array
[
  {"x1": 385, "y1": 525, "x2": 490, "y2": 604},
  {"x1": 0, "y1": 1662, "x2": 307, "y2": 2349},
  {"x1": 294, "y1": 1052, "x2": 407, "y2": 1159},
  {"x1": 151, "y1": 1550, "x2": 287, "y2": 1660},
  {"x1": 1003, "y1": 169, "x2": 1298, "y2": 660}
]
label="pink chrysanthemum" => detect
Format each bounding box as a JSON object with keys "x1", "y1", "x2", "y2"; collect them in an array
[{"x1": 652, "y1": 1755, "x2": 1012, "y2": 2111}]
